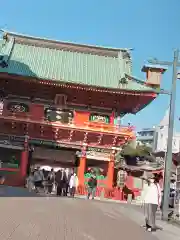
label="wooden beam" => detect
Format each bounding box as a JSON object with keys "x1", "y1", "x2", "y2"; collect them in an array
[{"x1": 0, "y1": 73, "x2": 157, "y2": 110}]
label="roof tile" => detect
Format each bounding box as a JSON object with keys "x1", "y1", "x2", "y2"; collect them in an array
[{"x1": 0, "y1": 34, "x2": 157, "y2": 92}]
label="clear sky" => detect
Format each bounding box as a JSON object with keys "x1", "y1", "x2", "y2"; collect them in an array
[{"x1": 0, "y1": 0, "x2": 180, "y2": 131}]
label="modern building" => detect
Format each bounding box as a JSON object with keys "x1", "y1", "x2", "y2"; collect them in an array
[
  {"x1": 0, "y1": 30, "x2": 166, "y2": 189},
  {"x1": 137, "y1": 108, "x2": 180, "y2": 153},
  {"x1": 136, "y1": 127, "x2": 156, "y2": 147},
  {"x1": 154, "y1": 108, "x2": 180, "y2": 153}
]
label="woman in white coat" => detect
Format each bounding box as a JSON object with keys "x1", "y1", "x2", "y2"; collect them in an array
[
  {"x1": 69, "y1": 173, "x2": 79, "y2": 197},
  {"x1": 143, "y1": 174, "x2": 161, "y2": 232}
]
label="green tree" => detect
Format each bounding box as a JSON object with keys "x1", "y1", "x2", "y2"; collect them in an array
[
  {"x1": 121, "y1": 144, "x2": 152, "y2": 157},
  {"x1": 115, "y1": 143, "x2": 154, "y2": 168}
]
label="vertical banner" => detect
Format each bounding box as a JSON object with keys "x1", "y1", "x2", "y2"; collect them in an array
[
  {"x1": 0, "y1": 100, "x2": 4, "y2": 115},
  {"x1": 175, "y1": 166, "x2": 180, "y2": 220}
]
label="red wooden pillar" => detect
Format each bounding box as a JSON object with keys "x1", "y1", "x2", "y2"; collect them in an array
[
  {"x1": 107, "y1": 154, "x2": 115, "y2": 188},
  {"x1": 126, "y1": 175, "x2": 134, "y2": 189},
  {"x1": 110, "y1": 111, "x2": 115, "y2": 124},
  {"x1": 20, "y1": 136, "x2": 29, "y2": 179},
  {"x1": 77, "y1": 156, "x2": 86, "y2": 186}
]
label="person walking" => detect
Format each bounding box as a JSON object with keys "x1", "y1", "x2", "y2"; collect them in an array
[
  {"x1": 143, "y1": 174, "x2": 161, "y2": 232},
  {"x1": 61, "y1": 169, "x2": 68, "y2": 196},
  {"x1": 55, "y1": 170, "x2": 62, "y2": 196},
  {"x1": 87, "y1": 174, "x2": 97, "y2": 200},
  {"x1": 69, "y1": 173, "x2": 78, "y2": 197},
  {"x1": 33, "y1": 167, "x2": 44, "y2": 193},
  {"x1": 47, "y1": 168, "x2": 55, "y2": 194},
  {"x1": 26, "y1": 172, "x2": 35, "y2": 192},
  {"x1": 65, "y1": 169, "x2": 72, "y2": 196}
]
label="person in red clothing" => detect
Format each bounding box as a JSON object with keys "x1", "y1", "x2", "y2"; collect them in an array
[{"x1": 0, "y1": 176, "x2": 5, "y2": 185}]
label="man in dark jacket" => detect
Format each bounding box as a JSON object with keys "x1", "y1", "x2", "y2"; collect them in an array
[
  {"x1": 47, "y1": 168, "x2": 55, "y2": 194},
  {"x1": 87, "y1": 175, "x2": 97, "y2": 200},
  {"x1": 55, "y1": 170, "x2": 62, "y2": 196}
]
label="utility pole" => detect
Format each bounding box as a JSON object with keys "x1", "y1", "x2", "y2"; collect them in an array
[{"x1": 148, "y1": 49, "x2": 180, "y2": 221}]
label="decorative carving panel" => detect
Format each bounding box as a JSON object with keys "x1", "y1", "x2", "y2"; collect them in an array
[
  {"x1": 32, "y1": 146, "x2": 76, "y2": 163},
  {"x1": 7, "y1": 102, "x2": 29, "y2": 113}
]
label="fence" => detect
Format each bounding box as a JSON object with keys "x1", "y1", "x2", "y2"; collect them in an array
[{"x1": 76, "y1": 185, "x2": 141, "y2": 201}]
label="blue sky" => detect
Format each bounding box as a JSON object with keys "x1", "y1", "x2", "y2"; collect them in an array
[{"x1": 0, "y1": 0, "x2": 180, "y2": 131}]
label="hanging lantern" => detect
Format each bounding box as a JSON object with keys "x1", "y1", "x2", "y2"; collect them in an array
[
  {"x1": 23, "y1": 123, "x2": 29, "y2": 134},
  {"x1": 40, "y1": 125, "x2": 44, "y2": 136},
  {"x1": 112, "y1": 136, "x2": 117, "y2": 146},
  {"x1": 81, "y1": 145, "x2": 87, "y2": 157},
  {"x1": 54, "y1": 129, "x2": 59, "y2": 139},
  {"x1": 83, "y1": 132, "x2": 88, "y2": 143},
  {"x1": 12, "y1": 122, "x2": 16, "y2": 129},
  {"x1": 69, "y1": 130, "x2": 74, "y2": 141}
]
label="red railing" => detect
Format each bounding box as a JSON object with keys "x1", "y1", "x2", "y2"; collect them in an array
[
  {"x1": 0, "y1": 111, "x2": 135, "y2": 137},
  {"x1": 77, "y1": 186, "x2": 124, "y2": 200},
  {"x1": 76, "y1": 185, "x2": 141, "y2": 201}
]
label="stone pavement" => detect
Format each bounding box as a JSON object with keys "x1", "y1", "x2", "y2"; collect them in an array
[
  {"x1": 0, "y1": 186, "x2": 179, "y2": 240},
  {"x1": 0, "y1": 197, "x2": 157, "y2": 240},
  {"x1": 102, "y1": 203, "x2": 180, "y2": 240}
]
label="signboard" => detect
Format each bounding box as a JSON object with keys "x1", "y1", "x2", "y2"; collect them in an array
[
  {"x1": 0, "y1": 134, "x2": 25, "y2": 142},
  {"x1": 77, "y1": 147, "x2": 111, "y2": 161},
  {"x1": 86, "y1": 151, "x2": 111, "y2": 161},
  {"x1": 87, "y1": 147, "x2": 111, "y2": 154},
  {"x1": 175, "y1": 166, "x2": 180, "y2": 220},
  {"x1": 89, "y1": 113, "x2": 110, "y2": 124},
  {"x1": 44, "y1": 107, "x2": 73, "y2": 123},
  {"x1": 0, "y1": 134, "x2": 24, "y2": 150}
]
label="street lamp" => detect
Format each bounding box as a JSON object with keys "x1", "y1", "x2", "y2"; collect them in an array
[{"x1": 148, "y1": 49, "x2": 179, "y2": 221}]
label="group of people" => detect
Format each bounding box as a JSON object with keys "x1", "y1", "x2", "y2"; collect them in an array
[
  {"x1": 26, "y1": 166, "x2": 98, "y2": 199},
  {"x1": 26, "y1": 167, "x2": 79, "y2": 197}
]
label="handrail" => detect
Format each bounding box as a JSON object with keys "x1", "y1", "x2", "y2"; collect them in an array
[
  {"x1": 1, "y1": 112, "x2": 135, "y2": 136},
  {"x1": 84, "y1": 121, "x2": 135, "y2": 132}
]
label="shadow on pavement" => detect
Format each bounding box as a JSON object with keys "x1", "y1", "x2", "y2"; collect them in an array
[{"x1": 0, "y1": 185, "x2": 41, "y2": 197}]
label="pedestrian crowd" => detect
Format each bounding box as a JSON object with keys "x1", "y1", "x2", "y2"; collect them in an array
[
  {"x1": 26, "y1": 167, "x2": 78, "y2": 197},
  {"x1": 26, "y1": 167, "x2": 97, "y2": 199}
]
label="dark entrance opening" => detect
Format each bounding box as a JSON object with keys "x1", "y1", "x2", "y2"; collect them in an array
[
  {"x1": 31, "y1": 145, "x2": 79, "y2": 169},
  {"x1": 0, "y1": 147, "x2": 21, "y2": 170}
]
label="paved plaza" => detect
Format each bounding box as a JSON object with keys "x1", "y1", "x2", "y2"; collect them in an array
[{"x1": 0, "y1": 187, "x2": 179, "y2": 240}]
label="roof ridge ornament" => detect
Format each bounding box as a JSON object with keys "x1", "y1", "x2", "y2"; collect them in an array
[
  {"x1": 119, "y1": 77, "x2": 128, "y2": 85},
  {"x1": 0, "y1": 36, "x2": 15, "y2": 68},
  {"x1": 2, "y1": 32, "x2": 8, "y2": 41}
]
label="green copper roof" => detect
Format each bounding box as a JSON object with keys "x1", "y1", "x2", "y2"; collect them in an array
[{"x1": 0, "y1": 32, "x2": 157, "y2": 93}]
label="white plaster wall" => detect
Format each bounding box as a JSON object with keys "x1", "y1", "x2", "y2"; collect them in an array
[{"x1": 155, "y1": 126, "x2": 180, "y2": 153}]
